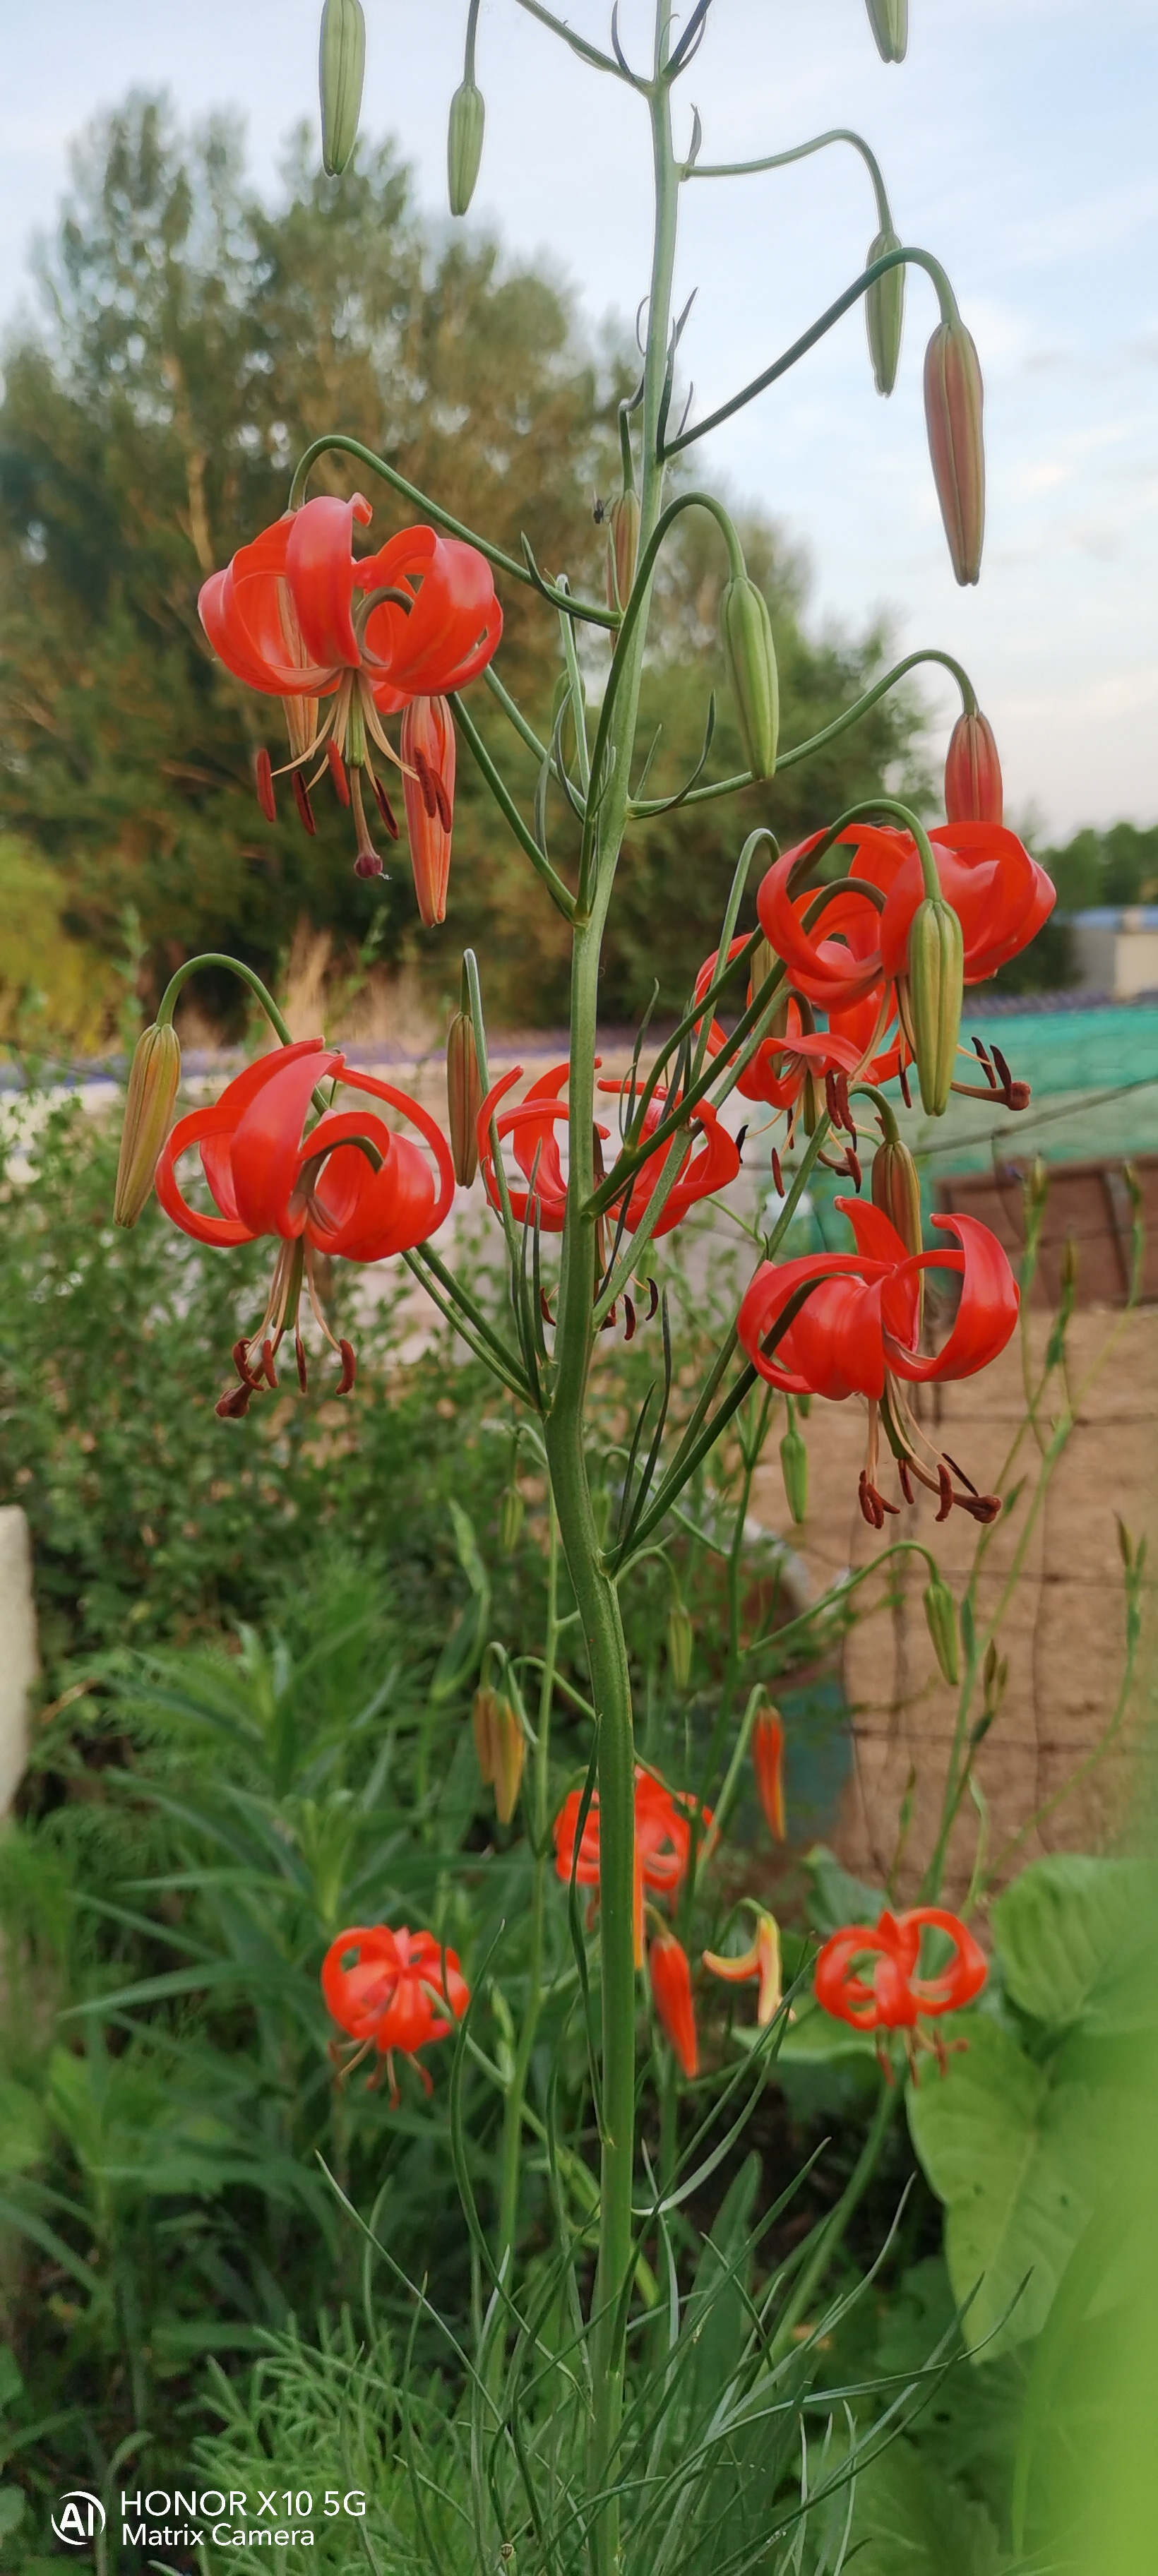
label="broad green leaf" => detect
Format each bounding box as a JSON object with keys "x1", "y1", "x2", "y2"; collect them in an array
[
  {"x1": 772, "y1": 1998, "x2": 876, "y2": 2063},
  {"x1": 0, "y1": 2485, "x2": 26, "y2": 2537},
  {"x1": 843, "y1": 2438, "x2": 1003, "y2": 2576},
  {"x1": 802, "y1": 1842, "x2": 883, "y2": 1936},
  {"x1": 991, "y1": 1854, "x2": 1154, "y2": 2034},
  {"x1": 908, "y1": 2015, "x2": 1110, "y2": 2354}
]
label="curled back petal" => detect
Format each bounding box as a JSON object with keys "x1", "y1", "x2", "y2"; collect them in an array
[
  {"x1": 286, "y1": 492, "x2": 374, "y2": 670},
  {"x1": 883, "y1": 1211, "x2": 1018, "y2": 1382}
]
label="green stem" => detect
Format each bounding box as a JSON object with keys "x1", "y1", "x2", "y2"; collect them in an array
[
  {"x1": 686, "y1": 126, "x2": 893, "y2": 232},
  {"x1": 496, "y1": 1506, "x2": 559, "y2": 2264},
  {"x1": 630, "y1": 646, "x2": 979, "y2": 816},
  {"x1": 664, "y1": 244, "x2": 960, "y2": 457},
  {"x1": 769, "y1": 2076, "x2": 897, "y2": 2359},
  {"x1": 157, "y1": 952, "x2": 291, "y2": 1042},
  {"x1": 451, "y1": 693, "x2": 577, "y2": 920}
]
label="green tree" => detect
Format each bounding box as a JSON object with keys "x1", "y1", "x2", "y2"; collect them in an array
[{"x1": 0, "y1": 93, "x2": 921, "y2": 1032}]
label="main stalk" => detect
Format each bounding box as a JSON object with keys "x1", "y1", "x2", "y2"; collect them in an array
[{"x1": 541, "y1": 18, "x2": 681, "y2": 2571}]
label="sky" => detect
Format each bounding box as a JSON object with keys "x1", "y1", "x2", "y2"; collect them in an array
[{"x1": 1, "y1": 0, "x2": 1155, "y2": 840}]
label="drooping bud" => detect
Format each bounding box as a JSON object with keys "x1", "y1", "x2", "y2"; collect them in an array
[
  {"x1": 472, "y1": 1686, "x2": 525, "y2": 1825},
  {"x1": 780, "y1": 1426, "x2": 808, "y2": 1525},
  {"x1": 924, "y1": 1575, "x2": 960, "y2": 1686},
  {"x1": 448, "y1": 79, "x2": 485, "y2": 217},
  {"x1": 499, "y1": 1484, "x2": 525, "y2": 1554},
  {"x1": 944, "y1": 708, "x2": 1003, "y2": 825},
  {"x1": 753, "y1": 1703, "x2": 787, "y2": 1842},
  {"x1": 865, "y1": 225, "x2": 905, "y2": 396},
  {"x1": 605, "y1": 488, "x2": 640, "y2": 613},
  {"x1": 446, "y1": 1007, "x2": 482, "y2": 1186},
  {"x1": 114, "y1": 1023, "x2": 181, "y2": 1228},
  {"x1": 667, "y1": 1602, "x2": 693, "y2": 1691},
  {"x1": 319, "y1": 0, "x2": 366, "y2": 177},
  {"x1": 720, "y1": 575, "x2": 779, "y2": 780},
  {"x1": 871, "y1": 1132, "x2": 922, "y2": 1258},
  {"x1": 401, "y1": 696, "x2": 456, "y2": 926},
  {"x1": 905, "y1": 896, "x2": 963, "y2": 1116},
  {"x1": 864, "y1": 0, "x2": 907, "y2": 61},
  {"x1": 747, "y1": 936, "x2": 781, "y2": 1011},
  {"x1": 924, "y1": 316, "x2": 986, "y2": 586}
]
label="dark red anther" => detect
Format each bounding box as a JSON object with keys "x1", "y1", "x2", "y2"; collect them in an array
[
  {"x1": 371, "y1": 773, "x2": 400, "y2": 840},
  {"x1": 936, "y1": 1462, "x2": 955, "y2": 1522},
  {"x1": 354, "y1": 849, "x2": 384, "y2": 879},
  {"x1": 414, "y1": 749, "x2": 440, "y2": 821},
  {"x1": 295, "y1": 1332, "x2": 309, "y2": 1392},
  {"x1": 646, "y1": 1277, "x2": 659, "y2": 1320},
  {"x1": 825, "y1": 1071, "x2": 842, "y2": 1129},
  {"x1": 735, "y1": 1125, "x2": 748, "y2": 1156},
  {"x1": 1008, "y1": 1082, "x2": 1032, "y2": 1112},
  {"x1": 216, "y1": 1382, "x2": 252, "y2": 1419},
  {"x1": 539, "y1": 1287, "x2": 555, "y2": 1326},
  {"x1": 973, "y1": 1034, "x2": 996, "y2": 1087},
  {"x1": 847, "y1": 1147, "x2": 863, "y2": 1192},
  {"x1": 254, "y1": 748, "x2": 276, "y2": 822},
  {"x1": 623, "y1": 1294, "x2": 636, "y2": 1343},
  {"x1": 858, "y1": 1470, "x2": 885, "y2": 1530},
  {"x1": 961, "y1": 1491, "x2": 1002, "y2": 1525},
  {"x1": 232, "y1": 1337, "x2": 262, "y2": 1390},
  {"x1": 771, "y1": 1147, "x2": 784, "y2": 1196},
  {"x1": 433, "y1": 770, "x2": 453, "y2": 832},
  {"x1": 943, "y1": 1448, "x2": 978, "y2": 1497},
  {"x1": 898, "y1": 1062, "x2": 912, "y2": 1111},
  {"x1": 337, "y1": 1339, "x2": 357, "y2": 1395},
  {"x1": 327, "y1": 741, "x2": 352, "y2": 806},
  {"x1": 292, "y1": 772, "x2": 317, "y2": 835},
  {"x1": 898, "y1": 1457, "x2": 914, "y2": 1504},
  {"x1": 261, "y1": 1337, "x2": 279, "y2": 1390},
  {"x1": 599, "y1": 1304, "x2": 618, "y2": 1333}
]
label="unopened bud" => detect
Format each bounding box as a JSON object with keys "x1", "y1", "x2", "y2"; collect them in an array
[
  {"x1": 499, "y1": 1484, "x2": 525, "y2": 1554},
  {"x1": 780, "y1": 1426, "x2": 808, "y2": 1525},
  {"x1": 448, "y1": 78, "x2": 485, "y2": 217},
  {"x1": 472, "y1": 1686, "x2": 525, "y2": 1824},
  {"x1": 720, "y1": 575, "x2": 779, "y2": 781},
  {"x1": 114, "y1": 1022, "x2": 181, "y2": 1227},
  {"x1": 605, "y1": 488, "x2": 640, "y2": 613},
  {"x1": 945, "y1": 708, "x2": 1003, "y2": 825},
  {"x1": 319, "y1": 0, "x2": 366, "y2": 177},
  {"x1": 923, "y1": 1575, "x2": 960, "y2": 1686},
  {"x1": 446, "y1": 1008, "x2": 482, "y2": 1186},
  {"x1": 871, "y1": 1134, "x2": 923, "y2": 1258},
  {"x1": 865, "y1": 225, "x2": 905, "y2": 395},
  {"x1": 906, "y1": 896, "x2": 963, "y2": 1117},
  {"x1": 924, "y1": 316, "x2": 986, "y2": 586},
  {"x1": 864, "y1": 0, "x2": 907, "y2": 61},
  {"x1": 667, "y1": 1602, "x2": 693, "y2": 1691},
  {"x1": 747, "y1": 936, "x2": 781, "y2": 1010}
]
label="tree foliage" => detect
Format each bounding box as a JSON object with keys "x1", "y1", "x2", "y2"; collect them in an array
[{"x1": 0, "y1": 95, "x2": 922, "y2": 1032}]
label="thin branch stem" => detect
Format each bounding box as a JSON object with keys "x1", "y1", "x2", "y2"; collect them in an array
[
  {"x1": 451, "y1": 693, "x2": 577, "y2": 922},
  {"x1": 629, "y1": 646, "x2": 979, "y2": 817},
  {"x1": 686, "y1": 126, "x2": 891, "y2": 231}
]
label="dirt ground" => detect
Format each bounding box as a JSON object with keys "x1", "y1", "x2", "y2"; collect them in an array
[{"x1": 751, "y1": 1306, "x2": 1158, "y2": 1901}]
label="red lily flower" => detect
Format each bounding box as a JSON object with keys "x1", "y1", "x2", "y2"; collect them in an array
[
  {"x1": 756, "y1": 821, "x2": 1054, "y2": 1013},
  {"x1": 400, "y1": 694, "x2": 456, "y2": 927},
  {"x1": 198, "y1": 495, "x2": 500, "y2": 886},
  {"x1": 737, "y1": 1195, "x2": 1017, "y2": 1522},
  {"x1": 476, "y1": 1063, "x2": 740, "y2": 1241},
  {"x1": 554, "y1": 1767, "x2": 711, "y2": 1964},
  {"x1": 752, "y1": 1705, "x2": 787, "y2": 1841},
  {"x1": 155, "y1": 1038, "x2": 454, "y2": 1413},
  {"x1": 321, "y1": 1922, "x2": 470, "y2": 2102},
  {"x1": 815, "y1": 1906, "x2": 986, "y2": 2069},
  {"x1": 648, "y1": 1930, "x2": 700, "y2": 2076}
]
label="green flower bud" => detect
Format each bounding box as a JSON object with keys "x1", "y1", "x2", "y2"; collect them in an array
[
  {"x1": 667, "y1": 1602, "x2": 693, "y2": 1691},
  {"x1": 446, "y1": 1007, "x2": 482, "y2": 1187},
  {"x1": 864, "y1": 0, "x2": 907, "y2": 61},
  {"x1": 871, "y1": 1133, "x2": 922, "y2": 1258},
  {"x1": 720, "y1": 575, "x2": 779, "y2": 781},
  {"x1": 319, "y1": 0, "x2": 366, "y2": 178},
  {"x1": 448, "y1": 78, "x2": 485, "y2": 217},
  {"x1": 924, "y1": 1575, "x2": 960, "y2": 1686},
  {"x1": 865, "y1": 225, "x2": 905, "y2": 396},
  {"x1": 499, "y1": 1484, "x2": 525, "y2": 1554},
  {"x1": 780, "y1": 1426, "x2": 808, "y2": 1525},
  {"x1": 472, "y1": 1686, "x2": 524, "y2": 1824},
  {"x1": 905, "y1": 895, "x2": 963, "y2": 1117},
  {"x1": 605, "y1": 487, "x2": 640, "y2": 613},
  {"x1": 924, "y1": 315, "x2": 986, "y2": 587},
  {"x1": 114, "y1": 1022, "x2": 181, "y2": 1228}
]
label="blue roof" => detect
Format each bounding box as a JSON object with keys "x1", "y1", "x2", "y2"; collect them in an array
[{"x1": 1072, "y1": 907, "x2": 1158, "y2": 930}]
